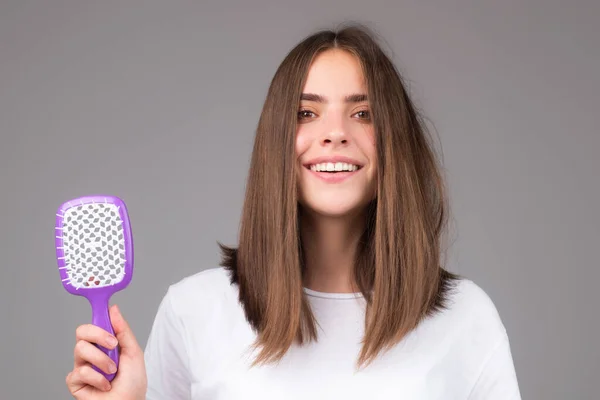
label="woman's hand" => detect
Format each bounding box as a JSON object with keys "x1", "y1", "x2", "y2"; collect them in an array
[{"x1": 66, "y1": 305, "x2": 147, "y2": 399}]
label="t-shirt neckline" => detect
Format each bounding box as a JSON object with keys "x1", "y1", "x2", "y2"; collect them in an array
[{"x1": 302, "y1": 287, "x2": 364, "y2": 299}]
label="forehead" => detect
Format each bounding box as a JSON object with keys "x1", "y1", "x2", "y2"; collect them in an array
[{"x1": 302, "y1": 49, "x2": 366, "y2": 95}]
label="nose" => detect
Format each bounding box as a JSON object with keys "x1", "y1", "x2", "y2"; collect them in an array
[
  {"x1": 321, "y1": 117, "x2": 349, "y2": 147},
  {"x1": 322, "y1": 134, "x2": 348, "y2": 145}
]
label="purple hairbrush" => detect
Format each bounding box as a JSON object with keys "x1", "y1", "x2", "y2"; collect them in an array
[{"x1": 55, "y1": 195, "x2": 134, "y2": 382}]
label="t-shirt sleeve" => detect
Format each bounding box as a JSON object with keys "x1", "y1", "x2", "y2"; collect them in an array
[
  {"x1": 467, "y1": 332, "x2": 521, "y2": 400},
  {"x1": 144, "y1": 287, "x2": 192, "y2": 399}
]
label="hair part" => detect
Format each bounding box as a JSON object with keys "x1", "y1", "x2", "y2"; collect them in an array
[{"x1": 220, "y1": 22, "x2": 460, "y2": 370}]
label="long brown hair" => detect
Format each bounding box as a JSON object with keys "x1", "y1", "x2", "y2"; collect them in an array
[{"x1": 220, "y1": 22, "x2": 460, "y2": 369}]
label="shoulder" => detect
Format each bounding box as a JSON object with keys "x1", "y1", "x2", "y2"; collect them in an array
[
  {"x1": 169, "y1": 266, "x2": 234, "y2": 294},
  {"x1": 163, "y1": 267, "x2": 240, "y2": 319},
  {"x1": 425, "y1": 276, "x2": 509, "y2": 355},
  {"x1": 444, "y1": 279, "x2": 520, "y2": 396},
  {"x1": 447, "y1": 277, "x2": 506, "y2": 330},
  {"x1": 419, "y1": 276, "x2": 509, "y2": 349}
]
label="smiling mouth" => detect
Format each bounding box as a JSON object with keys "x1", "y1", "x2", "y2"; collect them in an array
[{"x1": 306, "y1": 162, "x2": 362, "y2": 173}]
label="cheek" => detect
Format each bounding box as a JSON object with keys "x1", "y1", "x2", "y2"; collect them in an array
[
  {"x1": 295, "y1": 127, "x2": 311, "y2": 156},
  {"x1": 366, "y1": 125, "x2": 376, "y2": 146},
  {"x1": 359, "y1": 126, "x2": 377, "y2": 159}
]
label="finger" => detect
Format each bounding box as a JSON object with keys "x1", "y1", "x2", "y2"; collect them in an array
[
  {"x1": 67, "y1": 365, "x2": 112, "y2": 393},
  {"x1": 74, "y1": 339, "x2": 118, "y2": 374},
  {"x1": 75, "y1": 324, "x2": 119, "y2": 350},
  {"x1": 109, "y1": 305, "x2": 140, "y2": 354}
]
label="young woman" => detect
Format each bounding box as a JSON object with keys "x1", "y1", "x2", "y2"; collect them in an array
[{"x1": 66, "y1": 24, "x2": 521, "y2": 399}]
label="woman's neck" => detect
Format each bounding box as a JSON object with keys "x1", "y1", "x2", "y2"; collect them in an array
[{"x1": 300, "y1": 208, "x2": 366, "y2": 293}]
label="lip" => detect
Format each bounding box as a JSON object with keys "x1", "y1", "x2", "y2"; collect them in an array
[{"x1": 302, "y1": 156, "x2": 364, "y2": 184}]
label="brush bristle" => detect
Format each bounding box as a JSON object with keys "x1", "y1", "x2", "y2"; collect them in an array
[{"x1": 59, "y1": 202, "x2": 127, "y2": 289}]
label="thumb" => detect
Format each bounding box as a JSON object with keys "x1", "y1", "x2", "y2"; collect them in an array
[{"x1": 110, "y1": 304, "x2": 140, "y2": 353}]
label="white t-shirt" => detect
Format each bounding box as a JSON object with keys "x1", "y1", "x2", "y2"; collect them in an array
[{"x1": 144, "y1": 267, "x2": 521, "y2": 399}]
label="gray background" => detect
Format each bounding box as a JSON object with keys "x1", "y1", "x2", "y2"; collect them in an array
[{"x1": 1, "y1": 0, "x2": 598, "y2": 398}]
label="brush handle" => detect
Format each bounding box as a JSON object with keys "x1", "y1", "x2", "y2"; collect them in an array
[{"x1": 89, "y1": 294, "x2": 119, "y2": 382}]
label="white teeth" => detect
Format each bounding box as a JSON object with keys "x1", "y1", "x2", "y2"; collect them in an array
[{"x1": 309, "y1": 162, "x2": 359, "y2": 172}]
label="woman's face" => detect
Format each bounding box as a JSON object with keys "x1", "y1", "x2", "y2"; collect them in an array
[{"x1": 296, "y1": 49, "x2": 377, "y2": 218}]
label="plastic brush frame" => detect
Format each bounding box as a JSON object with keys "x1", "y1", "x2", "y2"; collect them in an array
[{"x1": 55, "y1": 195, "x2": 134, "y2": 382}]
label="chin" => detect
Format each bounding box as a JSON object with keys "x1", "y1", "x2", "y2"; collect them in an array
[{"x1": 299, "y1": 196, "x2": 371, "y2": 219}]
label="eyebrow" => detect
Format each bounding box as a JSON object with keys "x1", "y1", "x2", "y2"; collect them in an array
[{"x1": 300, "y1": 93, "x2": 368, "y2": 103}]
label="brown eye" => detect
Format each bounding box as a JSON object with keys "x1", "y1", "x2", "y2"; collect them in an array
[
  {"x1": 354, "y1": 110, "x2": 371, "y2": 120},
  {"x1": 298, "y1": 110, "x2": 316, "y2": 120}
]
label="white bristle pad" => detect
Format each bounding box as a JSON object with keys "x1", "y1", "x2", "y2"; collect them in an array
[{"x1": 61, "y1": 202, "x2": 126, "y2": 289}]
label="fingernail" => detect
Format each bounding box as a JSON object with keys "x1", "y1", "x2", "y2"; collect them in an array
[
  {"x1": 106, "y1": 336, "x2": 118, "y2": 348},
  {"x1": 108, "y1": 362, "x2": 117, "y2": 374}
]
